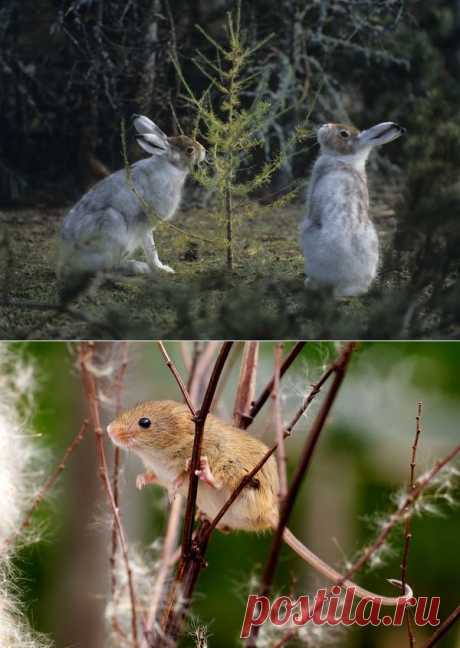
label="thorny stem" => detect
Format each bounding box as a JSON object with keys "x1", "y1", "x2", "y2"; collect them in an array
[
  {"x1": 421, "y1": 605, "x2": 460, "y2": 648},
  {"x1": 242, "y1": 342, "x2": 306, "y2": 429},
  {"x1": 273, "y1": 342, "x2": 288, "y2": 500},
  {"x1": 246, "y1": 342, "x2": 357, "y2": 646},
  {"x1": 79, "y1": 342, "x2": 139, "y2": 648},
  {"x1": 401, "y1": 401, "x2": 422, "y2": 648},
  {"x1": 335, "y1": 440, "x2": 460, "y2": 590}
]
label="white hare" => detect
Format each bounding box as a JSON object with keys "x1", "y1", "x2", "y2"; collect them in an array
[
  {"x1": 301, "y1": 121, "x2": 405, "y2": 297},
  {"x1": 58, "y1": 115, "x2": 205, "y2": 296}
]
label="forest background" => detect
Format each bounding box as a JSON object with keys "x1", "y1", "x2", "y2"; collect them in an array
[{"x1": 1, "y1": 0, "x2": 460, "y2": 338}]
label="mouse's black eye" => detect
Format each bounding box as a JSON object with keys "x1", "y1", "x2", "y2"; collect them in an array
[
  {"x1": 186, "y1": 146, "x2": 195, "y2": 155},
  {"x1": 138, "y1": 417, "x2": 151, "y2": 429},
  {"x1": 339, "y1": 129, "x2": 350, "y2": 139}
]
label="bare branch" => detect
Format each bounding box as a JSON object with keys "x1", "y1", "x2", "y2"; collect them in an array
[
  {"x1": 273, "y1": 342, "x2": 288, "y2": 500},
  {"x1": 181, "y1": 341, "x2": 234, "y2": 557},
  {"x1": 245, "y1": 342, "x2": 357, "y2": 646},
  {"x1": 110, "y1": 342, "x2": 130, "y2": 636},
  {"x1": 4, "y1": 419, "x2": 88, "y2": 550},
  {"x1": 79, "y1": 342, "x2": 139, "y2": 648},
  {"x1": 336, "y1": 440, "x2": 460, "y2": 589},
  {"x1": 243, "y1": 342, "x2": 306, "y2": 429},
  {"x1": 233, "y1": 341, "x2": 259, "y2": 427},
  {"x1": 142, "y1": 495, "x2": 183, "y2": 647},
  {"x1": 421, "y1": 605, "x2": 460, "y2": 648},
  {"x1": 157, "y1": 342, "x2": 196, "y2": 415},
  {"x1": 401, "y1": 401, "x2": 423, "y2": 648}
]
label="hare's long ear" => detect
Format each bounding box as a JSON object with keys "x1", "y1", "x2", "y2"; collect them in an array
[
  {"x1": 136, "y1": 133, "x2": 169, "y2": 156},
  {"x1": 133, "y1": 114, "x2": 168, "y2": 140},
  {"x1": 132, "y1": 114, "x2": 169, "y2": 156}
]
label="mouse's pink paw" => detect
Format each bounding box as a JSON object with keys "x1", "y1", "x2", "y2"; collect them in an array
[
  {"x1": 185, "y1": 455, "x2": 221, "y2": 489},
  {"x1": 136, "y1": 471, "x2": 158, "y2": 490}
]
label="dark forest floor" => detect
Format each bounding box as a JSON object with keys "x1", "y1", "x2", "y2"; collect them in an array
[{"x1": 0, "y1": 196, "x2": 422, "y2": 340}]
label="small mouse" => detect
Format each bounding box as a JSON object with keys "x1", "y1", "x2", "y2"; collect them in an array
[{"x1": 108, "y1": 400, "x2": 411, "y2": 606}]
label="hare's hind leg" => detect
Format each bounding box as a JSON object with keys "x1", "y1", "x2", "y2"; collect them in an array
[
  {"x1": 142, "y1": 230, "x2": 175, "y2": 274},
  {"x1": 334, "y1": 283, "x2": 367, "y2": 298},
  {"x1": 117, "y1": 259, "x2": 151, "y2": 275}
]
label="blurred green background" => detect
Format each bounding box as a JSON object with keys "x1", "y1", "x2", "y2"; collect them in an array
[{"x1": 7, "y1": 341, "x2": 460, "y2": 647}]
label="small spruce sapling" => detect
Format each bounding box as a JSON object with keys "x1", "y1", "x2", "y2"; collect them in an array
[{"x1": 172, "y1": 1, "x2": 311, "y2": 270}]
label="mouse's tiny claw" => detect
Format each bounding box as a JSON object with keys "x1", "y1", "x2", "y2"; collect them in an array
[
  {"x1": 136, "y1": 471, "x2": 158, "y2": 490},
  {"x1": 186, "y1": 455, "x2": 221, "y2": 489}
]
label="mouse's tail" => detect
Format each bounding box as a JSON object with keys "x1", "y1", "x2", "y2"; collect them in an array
[{"x1": 283, "y1": 527, "x2": 412, "y2": 607}]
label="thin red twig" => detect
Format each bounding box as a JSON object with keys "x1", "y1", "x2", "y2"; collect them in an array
[
  {"x1": 157, "y1": 342, "x2": 196, "y2": 415},
  {"x1": 189, "y1": 342, "x2": 220, "y2": 406},
  {"x1": 110, "y1": 343, "x2": 130, "y2": 636},
  {"x1": 401, "y1": 401, "x2": 423, "y2": 648},
  {"x1": 271, "y1": 628, "x2": 298, "y2": 648},
  {"x1": 335, "y1": 440, "x2": 460, "y2": 589},
  {"x1": 205, "y1": 354, "x2": 338, "y2": 541},
  {"x1": 11, "y1": 419, "x2": 88, "y2": 544},
  {"x1": 246, "y1": 342, "x2": 357, "y2": 646},
  {"x1": 156, "y1": 342, "x2": 341, "y2": 647},
  {"x1": 421, "y1": 605, "x2": 460, "y2": 648},
  {"x1": 181, "y1": 341, "x2": 234, "y2": 558},
  {"x1": 273, "y1": 342, "x2": 288, "y2": 500},
  {"x1": 242, "y1": 342, "x2": 306, "y2": 429},
  {"x1": 233, "y1": 342, "x2": 259, "y2": 428},
  {"x1": 79, "y1": 342, "x2": 139, "y2": 648},
  {"x1": 186, "y1": 342, "x2": 200, "y2": 394},
  {"x1": 142, "y1": 495, "x2": 183, "y2": 647},
  {"x1": 159, "y1": 342, "x2": 234, "y2": 644},
  {"x1": 283, "y1": 365, "x2": 335, "y2": 435}
]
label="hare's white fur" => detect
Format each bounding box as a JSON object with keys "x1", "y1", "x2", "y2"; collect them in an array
[
  {"x1": 58, "y1": 116, "x2": 205, "y2": 294},
  {"x1": 301, "y1": 121, "x2": 404, "y2": 297}
]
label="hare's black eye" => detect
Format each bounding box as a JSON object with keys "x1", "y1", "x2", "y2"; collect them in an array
[
  {"x1": 138, "y1": 417, "x2": 151, "y2": 429},
  {"x1": 187, "y1": 146, "x2": 195, "y2": 155},
  {"x1": 339, "y1": 130, "x2": 350, "y2": 139}
]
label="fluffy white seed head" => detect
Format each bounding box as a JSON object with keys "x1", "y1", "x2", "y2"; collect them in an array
[{"x1": 0, "y1": 345, "x2": 51, "y2": 648}]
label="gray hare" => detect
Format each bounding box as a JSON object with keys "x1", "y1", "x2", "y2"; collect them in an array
[
  {"x1": 301, "y1": 121, "x2": 405, "y2": 297},
  {"x1": 58, "y1": 115, "x2": 205, "y2": 297}
]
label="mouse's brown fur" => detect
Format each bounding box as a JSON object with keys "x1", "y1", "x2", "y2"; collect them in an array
[
  {"x1": 109, "y1": 400, "x2": 279, "y2": 531},
  {"x1": 108, "y1": 400, "x2": 413, "y2": 605}
]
